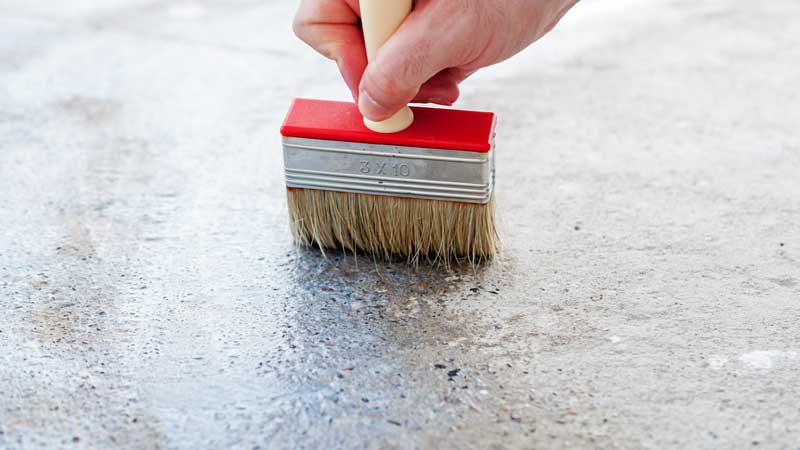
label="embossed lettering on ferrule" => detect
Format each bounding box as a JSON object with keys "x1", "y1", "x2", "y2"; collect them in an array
[{"x1": 358, "y1": 160, "x2": 411, "y2": 177}]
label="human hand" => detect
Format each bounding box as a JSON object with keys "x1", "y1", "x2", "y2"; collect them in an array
[{"x1": 293, "y1": 0, "x2": 578, "y2": 121}]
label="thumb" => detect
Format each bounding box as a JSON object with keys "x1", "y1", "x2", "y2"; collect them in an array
[{"x1": 358, "y1": 12, "x2": 454, "y2": 121}]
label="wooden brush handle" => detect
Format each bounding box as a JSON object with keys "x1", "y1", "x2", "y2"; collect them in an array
[{"x1": 360, "y1": 0, "x2": 414, "y2": 133}]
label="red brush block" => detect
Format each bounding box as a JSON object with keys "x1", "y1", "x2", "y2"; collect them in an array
[{"x1": 280, "y1": 98, "x2": 495, "y2": 153}]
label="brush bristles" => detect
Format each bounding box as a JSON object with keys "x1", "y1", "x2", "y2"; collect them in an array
[{"x1": 286, "y1": 189, "x2": 500, "y2": 265}]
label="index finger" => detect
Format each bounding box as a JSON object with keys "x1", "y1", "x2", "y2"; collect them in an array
[{"x1": 293, "y1": 0, "x2": 367, "y2": 99}]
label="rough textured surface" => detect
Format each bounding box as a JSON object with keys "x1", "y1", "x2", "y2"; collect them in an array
[{"x1": 1, "y1": 0, "x2": 799, "y2": 449}]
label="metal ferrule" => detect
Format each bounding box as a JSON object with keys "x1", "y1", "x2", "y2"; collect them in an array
[{"x1": 283, "y1": 137, "x2": 495, "y2": 204}]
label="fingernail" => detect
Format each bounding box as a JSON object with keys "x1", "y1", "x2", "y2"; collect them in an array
[
  {"x1": 358, "y1": 89, "x2": 390, "y2": 121},
  {"x1": 429, "y1": 97, "x2": 454, "y2": 106}
]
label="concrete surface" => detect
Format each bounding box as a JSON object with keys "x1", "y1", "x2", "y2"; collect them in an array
[{"x1": 1, "y1": 0, "x2": 799, "y2": 449}]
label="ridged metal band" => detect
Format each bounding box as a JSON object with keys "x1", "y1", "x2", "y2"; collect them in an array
[{"x1": 282, "y1": 136, "x2": 495, "y2": 204}]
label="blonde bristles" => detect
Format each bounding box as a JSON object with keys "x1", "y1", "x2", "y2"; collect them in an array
[{"x1": 286, "y1": 189, "x2": 500, "y2": 265}]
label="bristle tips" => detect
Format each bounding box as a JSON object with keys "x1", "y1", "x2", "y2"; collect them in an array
[{"x1": 286, "y1": 189, "x2": 500, "y2": 266}]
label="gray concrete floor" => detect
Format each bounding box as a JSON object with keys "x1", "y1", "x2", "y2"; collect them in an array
[{"x1": 1, "y1": 0, "x2": 799, "y2": 449}]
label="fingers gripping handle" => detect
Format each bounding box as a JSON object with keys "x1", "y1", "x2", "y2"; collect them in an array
[{"x1": 360, "y1": 0, "x2": 414, "y2": 133}]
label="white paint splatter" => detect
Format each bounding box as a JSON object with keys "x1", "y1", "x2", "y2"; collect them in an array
[
  {"x1": 608, "y1": 336, "x2": 622, "y2": 343},
  {"x1": 739, "y1": 350, "x2": 798, "y2": 370}
]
